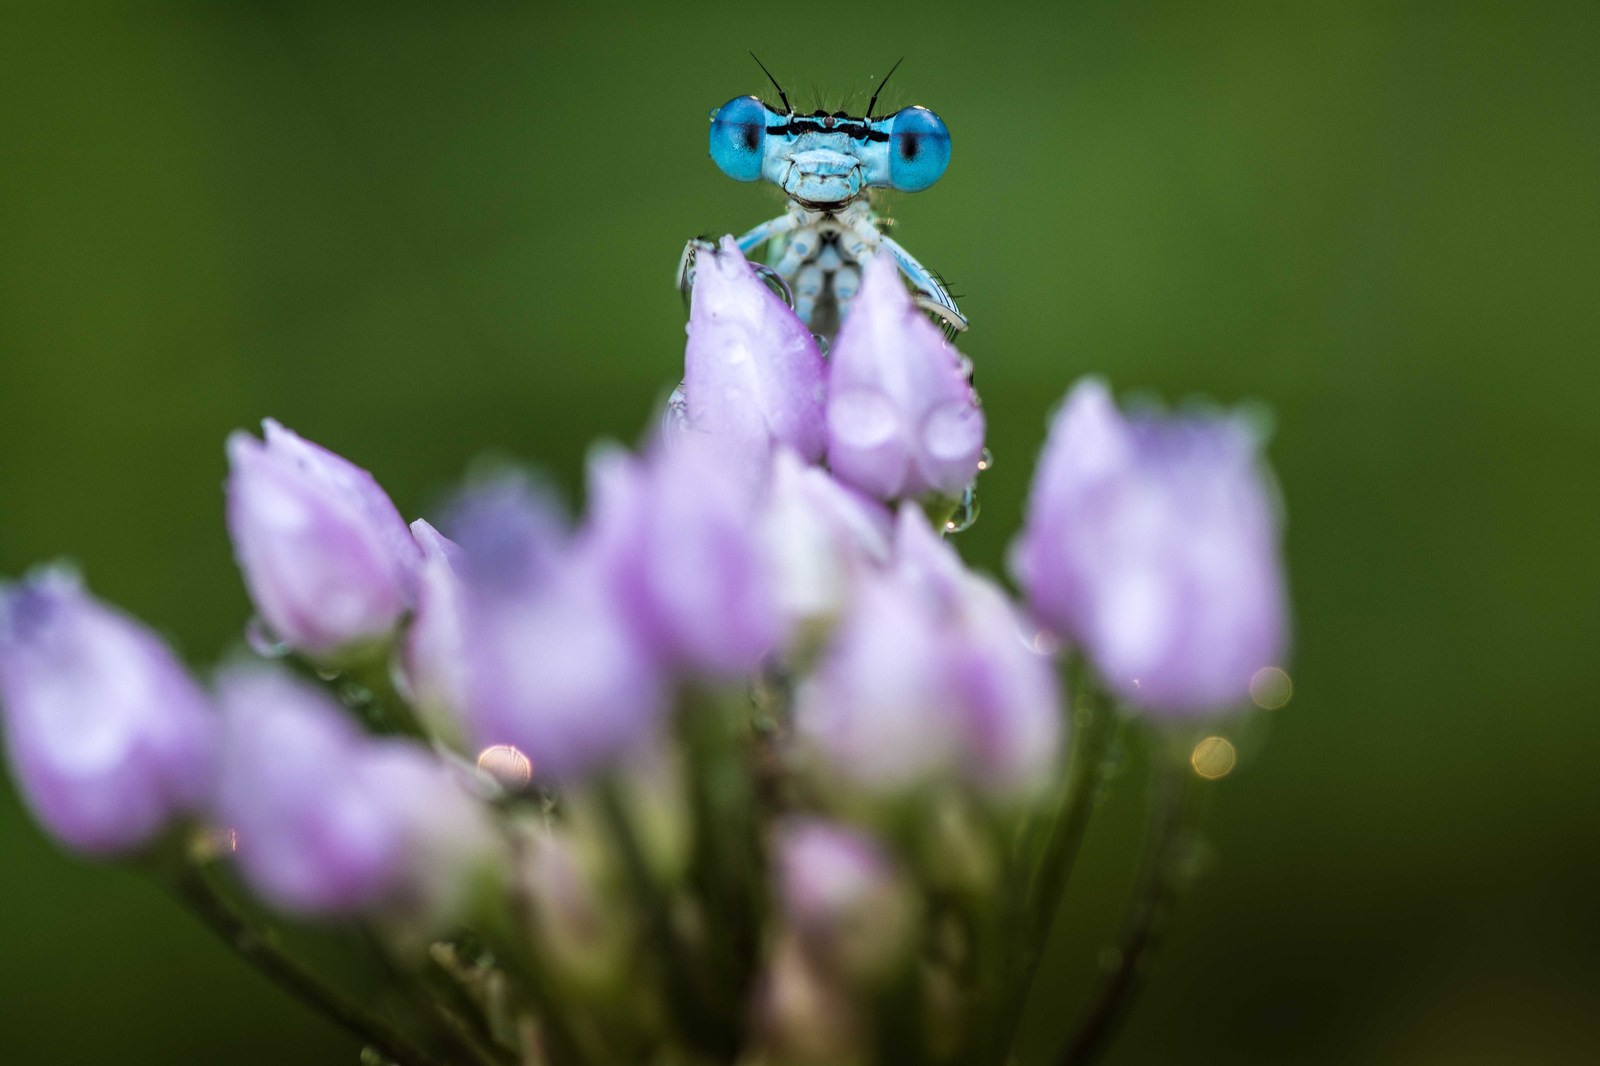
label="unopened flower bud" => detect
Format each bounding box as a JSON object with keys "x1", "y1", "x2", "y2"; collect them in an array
[
  {"x1": 684, "y1": 237, "x2": 827, "y2": 487},
  {"x1": 401, "y1": 519, "x2": 470, "y2": 746},
  {"x1": 796, "y1": 508, "x2": 1061, "y2": 799},
  {"x1": 0, "y1": 569, "x2": 217, "y2": 854},
  {"x1": 225, "y1": 421, "x2": 421, "y2": 660},
  {"x1": 1013, "y1": 379, "x2": 1289, "y2": 713},
  {"x1": 582, "y1": 439, "x2": 777, "y2": 679},
  {"x1": 215, "y1": 667, "x2": 488, "y2": 920},
  {"x1": 825, "y1": 253, "x2": 985, "y2": 501},
  {"x1": 452, "y1": 483, "x2": 668, "y2": 783},
  {"x1": 892, "y1": 508, "x2": 1061, "y2": 799},
  {"x1": 794, "y1": 571, "x2": 962, "y2": 791},
  {"x1": 777, "y1": 819, "x2": 913, "y2": 980},
  {"x1": 757, "y1": 450, "x2": 892, "y2": 640}
]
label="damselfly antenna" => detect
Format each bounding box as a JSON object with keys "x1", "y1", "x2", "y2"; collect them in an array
[
  {"x1": 865, "y1": 57, "x2": 905, "y2": 120},
  {"x1": 748, "y1": 51, "x2": 792, "y2": 114}
]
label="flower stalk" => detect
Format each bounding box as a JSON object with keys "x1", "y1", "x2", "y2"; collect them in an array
[
  {"x1": 989, "y1": 663, "x2": 1121, "y2": 1063},
  {"x1": 160, "y1": 844, "x2": 444, "y2": 1066},
  {"x1": 1056, "y1": 740, "x2": 1200, "y2": 1065}
]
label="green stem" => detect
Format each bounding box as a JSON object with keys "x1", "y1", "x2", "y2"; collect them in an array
[
  {"x1": 341, "y1": 651, "x2": 429, "y2": 741},
  {"x1": 1056, "y1": 742, "x2": 1196, "y2": 1066},
  {"x1": 596, "y1": 779, "x2": 735, "y2": 1060},
  {"x1": 495, "y1": 826, "x2": 596, "y2": 1066},
  {"x1": 164, "y1": 860, "x2": 444, "y2": 1066},
  {"x1": 361, "y1": 930, "x2": 512, "y2": 1066},
  {"x1": 681, "y1": 687, "x2": 763, "y2": 1025},
  {"x1": 991, "y1": 679, "x2": 1118, "y2": 1063}
]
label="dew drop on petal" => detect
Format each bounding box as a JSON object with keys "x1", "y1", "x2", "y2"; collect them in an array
[
  {"x1": 476, "y1": 744, "x2": 533, "y2": 790},
  {"x1": 945, "y1": 484, "x2": 980, "y2": 534},
  {"x1": 244, "y1": 616, "x2": 290, "y2": 659},
  {"x1": 828, "y1": 388, "x2": 899, "y2": 449},
  {"x1": 922, "y1": 402, "x2": 984, "y2": 463}
]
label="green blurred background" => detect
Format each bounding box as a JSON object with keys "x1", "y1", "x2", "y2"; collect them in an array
[{"x1": 2, "y1": 2, "x2": 1596, "y2": 1062}]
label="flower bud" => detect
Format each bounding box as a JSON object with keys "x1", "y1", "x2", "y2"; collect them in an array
[
  {"x1": 0, "y1": 569, "x2": 217, "y2": 854},
  {"x1": 893, "y1": 508, "x2": 1061, "y2": 799},
  {"x1": 401, "y1": 519, "x2": 471, "y2": 746},
  {"x1": 1013, "y1": 379, "x2": 1289, "y2": 712},
  {"x1": 777, "y1": 819, "x2": 913, "y2": 980},
  {"x1": 757, "y1": 450, "x2": 892, "y2": 639},
  {"x1": 359, "y1": 743, "x2": 497, "y2": 937},
  {"x1": 795, "y1": 568, "x2": 962, "y2": 790},
  {"x1": 796, "y1": 508, "x2": 1062, "y2": 799},
  {"x1": 684, "y1": 237, "x2": 827, "y2": 487},
  {"x1": 451, "y1": 483, "x2": 668, "y2": 783},
  {"x1": 215, "y1": 666, "x2": 489, "y2": 920},
  {"x1": 825, "y1": 253, "x2": 985, "y2": 501},
  {"x1": 225, "y1": 420, "x2": 421, "y2": 660},
  {"x1": 582, "y1": 439, "x2": 777, "y2": 679}
]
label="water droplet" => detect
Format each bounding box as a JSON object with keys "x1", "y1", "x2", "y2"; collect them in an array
[
  {"x1": 923, "y1": 402, "x2": 984, "y2": 462},
  {"x1": 976, "y1": 447, "x2": 994, "y2": 473},
  {"x1": 752, "y1": 263, "x2": 794, "y2": 307},
  {"x1": 945, "y1": 484, "x2": 980, "y2": 534},
  {"x1": 244, "y1": 617, "x2": 289, "y2": 659},
  {"x1": 829, "y1": 388, "x2": 897, "y2": 448},
  {"x1": 661, "y1": 382, "x2": 690, "y2": 439},
  {"x1": 477, "y1": 745, "x2": 533, "y2": 790}
]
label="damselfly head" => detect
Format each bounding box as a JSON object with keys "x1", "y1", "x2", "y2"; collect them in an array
[{"x1": 707, "y1": 63, "x2": 951, "y2": 207}]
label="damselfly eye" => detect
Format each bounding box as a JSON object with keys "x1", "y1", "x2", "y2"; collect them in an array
[
  {"x1": 709, "y1": 96, "x2": 768, "y2": 182},
  {"x1": 888, "y1": 106, "x2": 951, "y2": 192}
]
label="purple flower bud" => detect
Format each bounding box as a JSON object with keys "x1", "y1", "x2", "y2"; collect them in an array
[
  {"x1": 216, "y1": 667, "x2": 488, "y2": 919},
  {"x1": 825, "y1": 253, "x2": 986, "y2": 501},
  {"x1": 401, "y1": 519, "x2": 470, "y2": 746},
  {"x1": 795, "y1": 571, "x2": 962, "y2": 791},
  {"x1": 776, "y1": 819, "x2": 912, "y2": 979},
  {"x1": 684, "y1": 237, "x2": 827, "y2": 486},
  {"x1": 796, "y1": 508, "x2": 1061, "y2": 798},
  {"x1": 777, "y1": 819, "x2": 899, "y2": 934},
  {"x1": 757, "y1": 450, "x2": 892, "y2": 635},
  {"x1": 892, "y1": 509, "x2": 1062, "y2": 797},
  {"x1": 446, "y1": 473, "x2": 568, "y2": 593},
  {"x1": 1013, "y1": 379, "x2": 1290, "y2": 713},
  {"x1": 451, "y1": 485, "x2": 668, "y2": 783},
  {"x1": 468, "y1": 562, "x2": 669, "y2": 784},
  {"x1": 582, "y1": 439, "x2": 777, "y2": 678},
  {"x1": 225, "y1": 421, "x2": 422, "y2": 660},
  {"x1": 0, "y1": 569, "x2": 217, "y2": 854},
  {"x1": 357, "y1": 744, "x2": 496, "y2": 930}
]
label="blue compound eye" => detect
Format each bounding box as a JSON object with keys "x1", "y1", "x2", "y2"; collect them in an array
[
  {"x1": 709, "y1": 96, "x2": 768, "y2": 182},
  {"x1": 888, "y1": 106, "x2": 951, "y2": 192}
]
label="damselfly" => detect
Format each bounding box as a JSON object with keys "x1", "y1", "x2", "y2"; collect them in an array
[{"x1": 677, "y1": 57, "x2": 966, "y2": 342}]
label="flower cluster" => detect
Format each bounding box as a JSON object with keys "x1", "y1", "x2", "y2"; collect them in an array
[{"x1": 0, "y1": 240, "x2": 1289, "y2": 1066}]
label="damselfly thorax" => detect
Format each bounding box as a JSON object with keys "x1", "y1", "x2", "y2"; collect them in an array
[{"x1": 677, "y1": 60, "x2": 966, "y2": 344}]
